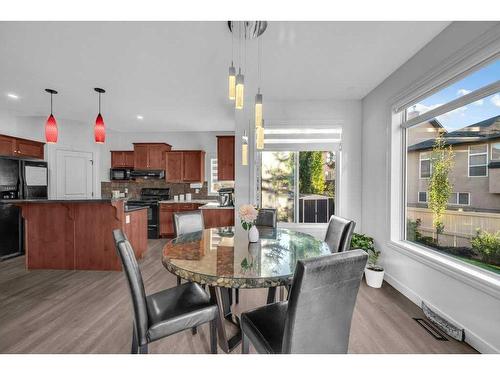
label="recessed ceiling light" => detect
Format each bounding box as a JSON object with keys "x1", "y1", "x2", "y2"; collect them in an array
[
  {"x1": 136, "y1": 115, "x2": 144, "y2": 120},
  {"x1": 6, "y1": 93, "x2": 19, "y2": 100}
]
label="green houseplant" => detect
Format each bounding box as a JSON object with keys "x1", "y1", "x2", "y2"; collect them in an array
[{"x1": 351, "y1": 233, "x2": 384, "y2": 288}]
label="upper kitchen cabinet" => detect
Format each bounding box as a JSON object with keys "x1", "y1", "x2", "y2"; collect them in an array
[
  {"x1": 217, "y1": 136, "x2": 234, "y2": 181},
  {"x1": 111, "y1": 151, "x2": 135, "y2": 168},
  {"x1": 0, "y1": 134, "x2": 44, "y2": 160},
  {"x1": 165, "y1": 150, "x2": 205, "y2": 183},
  {"x1": 133, "y1": 143, "x2": 171, "y2": 170}
]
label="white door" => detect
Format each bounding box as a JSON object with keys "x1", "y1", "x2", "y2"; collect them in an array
[{"x1": 55, "y1": 150, "x2": 94, "y2": 199}]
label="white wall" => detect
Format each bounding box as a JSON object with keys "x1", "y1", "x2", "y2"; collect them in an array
[
  {"x1": 0, "y1": 109, "x2": 103, "y2": 198},
  {"x1": 235, "y1": 99, "x2": 363, "y2": 228},
  {"x1": 362, "y1": 21, "x2": 500, "y2": 353}
]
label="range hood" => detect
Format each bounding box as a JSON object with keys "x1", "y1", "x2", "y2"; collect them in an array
[{"x1": 130, "y1": 170, "x2": 165, "y2": 179}]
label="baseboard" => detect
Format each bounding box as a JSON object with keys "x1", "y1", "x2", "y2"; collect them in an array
[{"x1": 384, "y1": 271, "x2": 499, "y2": 354}]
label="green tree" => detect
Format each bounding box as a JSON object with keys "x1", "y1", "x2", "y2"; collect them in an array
[
  {"x1": 428, "y1": 134, "x2": 454, "y2": 244},
  {"x1": 299, "y1": 151, "x2": 325, "y2": 194}
]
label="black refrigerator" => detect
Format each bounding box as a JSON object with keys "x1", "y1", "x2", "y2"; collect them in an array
[{"x1": 0, "y1": 157, "x2": 48, "y2": 260}]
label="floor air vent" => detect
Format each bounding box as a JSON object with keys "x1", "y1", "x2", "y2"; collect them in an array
[
  {"x1": 421, "y1": 301, "x2": 465, "y2": 341},
  {"x1": 413, "y1": 318, "x2": 448, "y2": 341}
]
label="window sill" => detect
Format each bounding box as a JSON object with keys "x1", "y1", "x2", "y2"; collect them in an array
[{"x1": 387, "y1": 240, "x2": 500, "y2": 300}]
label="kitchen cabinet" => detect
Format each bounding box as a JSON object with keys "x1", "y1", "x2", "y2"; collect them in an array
[
  {"x1": 159, "y1": 202, "x2": 203, "y2": 237},
  {"x1": 0, "y1": 134, "x2": 44, "y2": 160},
  {"x1": 111, "y1": 151, "x2": 134, "y2": 168},
  {"x1": 133, "y1": 143, "x2": 171, "y2": 170},
  {"x1": 165, "y1": 151, "x2": 184, "y2": 182},
  {"x1": 165, "y1": 150, "x2": 205, "y2": 183},
  {"x1": 217, "y1": 136, "x2": 234, "y2": 181},
  {"x1": 202, "y1": 208, "x2": 235, "y2": 229}
]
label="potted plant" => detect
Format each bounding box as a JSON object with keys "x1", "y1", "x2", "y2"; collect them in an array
[
  {"x1": 351, "y1": 233, "x2": 384, "y2": 288},
  {"x1": 238, "y1": 204, "x2": 259, "y2": 242}
]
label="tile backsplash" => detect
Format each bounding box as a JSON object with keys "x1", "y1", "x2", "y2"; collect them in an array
[{"x1": 101, "y1": 179, "x2": 210, "y2": 199}]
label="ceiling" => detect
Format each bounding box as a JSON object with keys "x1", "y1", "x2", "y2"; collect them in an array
[{"x1": 0, "y1": 21, "x2": 450, "y2": 132}]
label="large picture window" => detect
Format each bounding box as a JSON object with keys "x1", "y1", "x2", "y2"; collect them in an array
[{"x1": 403, "y1": 58, "x2": 500, "y2": 275}]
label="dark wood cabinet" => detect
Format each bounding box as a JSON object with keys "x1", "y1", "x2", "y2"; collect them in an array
[
  {"x1": 159, "y1": 203, "x2": 203, "y2": 237},
  {"x1": 217, "y1": 136, "x2": 235, "y2": 181},
  {"x1": 202, "y1": 209, "x2": 235, "y2": 229},
  {"x1": 111, "y1": 151, "x2": 134, "y2": 168},
  {"x1": 165, "y1": 150, "x2": 205, "y2": 183},
  {"x1": 133, "y1": 143, "x2": 171, "y2": 170},
  {"x1": 0, "y1": 134, "x2": 44, "y2": 160},
  {"x1": 165, "y1": 151, "x2": 184, "y2": 182}
]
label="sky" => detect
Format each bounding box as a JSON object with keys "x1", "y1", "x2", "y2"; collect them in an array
[{"x1": 412, "y1": 59, "x2": 500, "y2": 131}]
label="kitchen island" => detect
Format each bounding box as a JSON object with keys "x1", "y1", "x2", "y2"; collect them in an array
[{"x1": 10, "y1": 199, "x2": 147, "y2": 271}]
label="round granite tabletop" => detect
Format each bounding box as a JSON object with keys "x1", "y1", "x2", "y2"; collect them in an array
[{"x1": 162, "y1": 226, "x2": 331, "y2": 288}]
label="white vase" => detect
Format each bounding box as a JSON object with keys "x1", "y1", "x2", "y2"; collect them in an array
[
  {"x1": 364, "y1": 267, "x2": 385, "y2": 288},
  {"x1": 248, "y1": 225, "x2": 259, "y2": 243}
]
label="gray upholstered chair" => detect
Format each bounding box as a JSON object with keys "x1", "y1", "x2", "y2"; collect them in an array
[
  {"x1": 173, "y1": 210, "x2": 204, "y2": 285},
  {"x1": 324, "y1": 215, "x2": 356, "y2": 253},
  {"x1": 173, "y1": 210, "x2": 204, "y2": 236},
  {"x1": 113, "y1": 229, "x2": 218, "y2": 354},
  {"x1": 255, "y1": 208, "x2": 277, "y2": 228},
  {"x1": 240, "y1": 249, "x2": 367, "y2": 354}
]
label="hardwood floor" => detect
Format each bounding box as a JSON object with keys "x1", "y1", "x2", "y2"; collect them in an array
[{"x1": 0, "y1": 240, "x2": 476, "y2": 354}]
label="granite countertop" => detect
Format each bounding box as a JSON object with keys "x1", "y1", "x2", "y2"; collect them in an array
[
  {"x1": 159, "y1": 199, "x2": 217, "y2": 204},
  {"x1": 198, "y1": 202, "x2": 235, "y2": 210},
  {"x1": 0, "y1": 199, "x2": 126, "y2": 204}
]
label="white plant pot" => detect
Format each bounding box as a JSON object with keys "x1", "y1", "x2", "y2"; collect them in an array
[
  {"x1": 248, "y1": 226, "x2": 259, "y2": 243},
  {"x1": 364, "y1": 267, "x2": 385, "y2": 288}
]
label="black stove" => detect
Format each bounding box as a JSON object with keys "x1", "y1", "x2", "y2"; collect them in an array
[{"x1": 127, "y1": 188, "x2": 170, "y2": 239}]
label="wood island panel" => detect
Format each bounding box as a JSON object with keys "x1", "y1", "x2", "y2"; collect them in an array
[
  {"x1": 18, "y1": 200, "x2": 148, "y2": 271},
  {"x1": 202, "y1": 208, "x2": 234, "y2": 229}
]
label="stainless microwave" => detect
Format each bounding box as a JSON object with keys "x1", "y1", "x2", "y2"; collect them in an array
[{"x1": 110, "y1": 168, "x2": 132, "y2": 180}]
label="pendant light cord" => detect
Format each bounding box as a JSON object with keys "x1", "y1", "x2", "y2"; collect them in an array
[
  {"x1": 50, "y1": 93, "x2": 53, "y2": 115},
  {"x1": 98, "y1": 92, "x2": 101, "y2": 114}
]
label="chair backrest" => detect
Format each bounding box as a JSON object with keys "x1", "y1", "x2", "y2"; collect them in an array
[
  {"x1": 255, "y1": 208, "x2": 277, "y2": 228},
  {"x1": 282, "y1": 249, "x2": 367, "y2": 354},
  {"x1": 324, "y1": 215, "x2": 356, "y2": 253},
  {"x1": 173, "y1": 210, "x2": 204, "y2": 236},
  {"x1": 112, "y1": 229, "x2": 149, "y2": 345}
]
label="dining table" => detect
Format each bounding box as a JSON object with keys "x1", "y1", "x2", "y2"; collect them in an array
[{"x1": 162, "y1": 225, "x2": 331, "y2": 353}]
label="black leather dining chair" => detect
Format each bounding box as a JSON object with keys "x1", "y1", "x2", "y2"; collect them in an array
[
  {"x1": 240, "y1": 249, "x2": 367, "y2": 354},
  {"x1": 324, "y1": 214, "x2": 356, "y2": 253},
  {"x1": 173, "y1": 210, "x2": 204, "y2": 285},
  {"x1": 255, "y1": 208, "x2": 277, "y2": 228},
  {"x1": 112, "y1": 229, "x2": 218, "y2": 354}
]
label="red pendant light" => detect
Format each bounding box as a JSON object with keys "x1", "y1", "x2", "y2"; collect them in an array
[
  {"x1": 94, "y1": 88, "x2": 106, "y2": 143},
  {"x1": 44, "y1": 89, "x2": 58, "y2": 143}
]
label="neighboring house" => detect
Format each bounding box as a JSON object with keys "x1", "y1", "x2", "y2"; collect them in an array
[{"x1": 407, "y1": 114, "x2": 500, "y2": 213}]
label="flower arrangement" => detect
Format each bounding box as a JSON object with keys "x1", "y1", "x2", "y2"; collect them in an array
[{"x1": 238, "y1": 204, "x2": 258, "y2": 230}]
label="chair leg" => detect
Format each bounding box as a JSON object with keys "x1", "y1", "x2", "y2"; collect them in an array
[
  {"x1": 177, "y1": 276, "x2": 181, "y2": 285},
  {"x1": 138, "y1": 344, "x2": 148, "y2": 354},
  {"x1": 209, "y1": 319, "x2": 218, "y2": 354},
  {"x1": 192, "y1": 327, "x2": 198, "y2": 335},
  {"x1": 267, "y1": 286, "x2": 277, "y2": 304},
  {"x1": 241, "y1": 332, "x2": 249, "y2": 354},
  {"x1": 131, "y1": 327, "x2": 138, "y2": 354},
  {"x1": 235, "y1": 288, "x2": 239, "y2": 304}
]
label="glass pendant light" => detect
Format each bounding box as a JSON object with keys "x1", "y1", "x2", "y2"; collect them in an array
[
  {"x1": 235, "y1": 68, "x2": 244, "y2": 110},
  {"x1": 256, "y1": 120, "x2": 264, "y2": 150},
  {"x1": 255, "y1": 89, "x2": 262, "y2": 127},
  {"x1": 44, "y1": 89, "x2": 58, "y2": 143},
  {"x1": 94, "y1": 88, "x2": 106, "y2": 144},
  {"x1": 228, "y1": 63, "x2": 236, "y2": 100},
  {"x1": 242, "y1": 130, "x2": 248, "y2": 166}
]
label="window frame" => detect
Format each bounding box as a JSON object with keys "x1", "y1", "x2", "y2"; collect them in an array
[
  {"x1": 209, "y1": 158, "x2": 219, "y2": 195},
  {"x1": 419, "y1": 152, "x2": 432, "y2": 179},
  {"x1": 468, "y1": 144, "x2": 489, "y2": 178},
  {"x1": 418, "y1": 191, "x2": 427, "y2": 203},
  {"x1": 390, "y1": 51, "x2": 500, "y2": 293},
  {"x1": 491, "y1": 141, "x2": 500, "y2": 161},
  {"x1": 448, "y1": 192, "x2": 471, "y2": 206}
]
